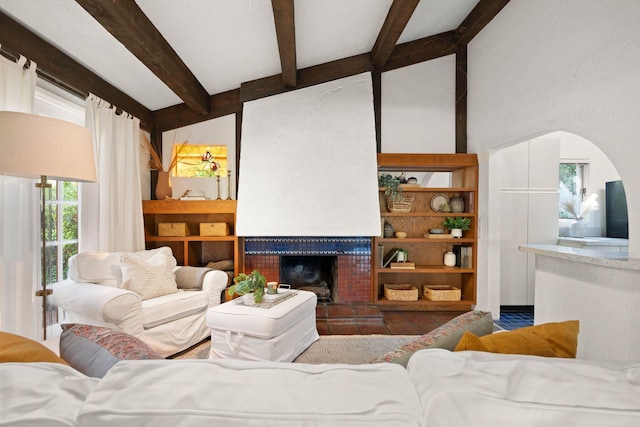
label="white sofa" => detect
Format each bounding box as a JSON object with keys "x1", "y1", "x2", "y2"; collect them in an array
[
  {"x1": 2, "y1": 349, "x2": 640, "y2": 426},
  {"x1": 51, "y1": 247, "x2": 229, "y2": 357}
]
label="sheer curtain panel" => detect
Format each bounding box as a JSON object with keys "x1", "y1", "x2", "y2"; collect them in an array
[
  {"x1": 80, "y1": 94, "x2": 145, "y2": 252},
  {"x1": 0, "y1": 54, "x2": 40, "y2": 339}
]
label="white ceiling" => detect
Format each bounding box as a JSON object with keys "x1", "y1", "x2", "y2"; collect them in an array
[{"x1": 0, "y1": 0, "x2": 480, "y2": 111}]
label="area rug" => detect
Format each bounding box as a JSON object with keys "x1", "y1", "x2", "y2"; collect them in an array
[{"x1": 172, "y1": 335, "x2": 417, "y2": 364}]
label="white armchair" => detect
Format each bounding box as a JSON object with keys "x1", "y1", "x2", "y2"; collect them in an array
[{"x1": 52, "y1": 247, "x2": 229, "y2": 357}]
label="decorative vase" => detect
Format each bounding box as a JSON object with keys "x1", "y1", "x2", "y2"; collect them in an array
[
  {"x1": 155, "y1": 170, "x2": 172, "y2": 200},
  {"x1": 383, "y1": 222, "x2": 395, "y2": 238},
  {"x1": 450, "y1": 194, "x2": 465, "y2": 213},
  {"x1": 569, "y1": 217, "x2": 587, "y2": 238},
  {"x1": 444, "y1": 251, "x2": 456, "y2": 267},
  {"x1": 451, "y1": 228, "x2": 463, "y2": 239}
]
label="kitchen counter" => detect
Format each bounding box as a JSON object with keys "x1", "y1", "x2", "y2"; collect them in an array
[
  {"x1": 556, "y1": 237, "x2": 628, "y2": 252},
  {"x1": 520, "y1": 243, "x2": 640, "y2": 360},
  {"x1": 521, "y1": 243, "x2": 640, "y2": 271}
]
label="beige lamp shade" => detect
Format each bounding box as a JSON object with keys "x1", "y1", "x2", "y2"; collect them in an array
[{"x1": 0, "y1": 111, "x2": 96, "y2": 182}]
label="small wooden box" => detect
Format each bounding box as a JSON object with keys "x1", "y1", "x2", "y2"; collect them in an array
[
  {"x1": 200, "y1": 222, "x2": 230, "y2": 237},
  {"x1": 423, "y1": 285, "x2": 461, "y2": 301},
  {"x1": 158, "y1": 222, "x2": 190, "y2": 237},
  {"x1": 384, "y1": 284, "x2": 418, "y2": 301}
]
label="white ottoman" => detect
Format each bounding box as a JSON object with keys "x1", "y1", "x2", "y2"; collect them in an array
[{"x1": 206, "y1": 290, "x2": 319, "y2": 362}]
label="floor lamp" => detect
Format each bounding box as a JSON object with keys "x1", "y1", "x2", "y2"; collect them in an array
[{"x1": 0, "y1": 111, "x2": 96, "y2": 340}]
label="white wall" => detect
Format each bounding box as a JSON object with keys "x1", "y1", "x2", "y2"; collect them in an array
[
  {"x1": 381, "y1": 55, "x2": 455, "y2": 153},
  {"x1": 159, "y1": 115, "x2": 236, "y2": 200},
  {"x1": 468, "y1": 0, "x2": 640, "y2": 314}
]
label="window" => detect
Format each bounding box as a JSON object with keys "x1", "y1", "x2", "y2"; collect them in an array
[
  {"x1": 559, "y1": 162, "x2": 587, "y2": 219},
  {"x1": 171, "y1": 144, "x2": 228, "y2": 177},
  {"x1": 34, "y1": 81, "x2": 86, "y2": 332},
  {"x1": 44, "y1": 180, "x2": 79, "y2": 285}
]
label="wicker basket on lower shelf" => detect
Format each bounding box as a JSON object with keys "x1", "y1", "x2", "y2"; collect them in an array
[
  {"x1": 384, "y1": 284, "x2": 418, "y2": 301},
  {"x1": 423, "y1": 285, "x2": 461, "y2": 301},
  {"x1": 386, "y1": 195, "x2": 414, "y2": 213}
]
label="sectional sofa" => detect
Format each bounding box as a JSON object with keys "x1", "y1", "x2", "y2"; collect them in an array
[{"x1": 3, "y1": 348, "x2": 640, "y2": 426}]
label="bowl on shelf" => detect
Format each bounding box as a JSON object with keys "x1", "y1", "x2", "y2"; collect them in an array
[{"x1": 395, "y1": 231, "x2": 407, "y2": 239}]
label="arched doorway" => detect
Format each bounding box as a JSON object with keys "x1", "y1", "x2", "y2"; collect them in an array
[{"x1": 492, "y1": 131, "x2": 625, "y2": 312}]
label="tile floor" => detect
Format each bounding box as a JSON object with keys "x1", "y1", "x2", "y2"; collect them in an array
[{"x1": 315, "y1": 303, "x2": 534, "y2": 335}]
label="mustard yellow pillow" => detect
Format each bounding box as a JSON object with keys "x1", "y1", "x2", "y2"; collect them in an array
[
  {"x1": 454, "y1": 320, "x2": 579, "y2": 358},
  {"x1": 0, "y1": 331, "x2": 68, "y2": 365}
]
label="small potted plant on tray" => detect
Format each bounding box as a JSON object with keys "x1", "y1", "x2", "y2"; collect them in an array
[
  {"x1": 442, "y1": 217, "x2": 471, "y2": 239},
  {"x1": 228, "y1": 270, "x2": 267, "y2": 304}
]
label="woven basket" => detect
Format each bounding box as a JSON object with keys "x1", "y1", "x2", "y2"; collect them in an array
[
  {"x1": 384, "y1": 284, "x2": 418, "y2": 301},
  {"x1": 423, "y1": 285, "x2": 461, "y2": 301},
  {"x1": 387, "y1": 195, "x2": 414, "y2": 213}
]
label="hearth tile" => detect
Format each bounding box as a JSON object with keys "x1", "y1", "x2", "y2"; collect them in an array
[
  {"x1": 351, "y1": 303, "x2": 382, "y2": 316},
  {"x1": 328, "y1": 324, "x2": 359, "y2": 335},
  {"x1": 326, "y1": 304, "x2": 355, "y2": 317},
  {"x1": 316, "y1": 323, "x2": 330, "y2": 335},
  {"x1": 382, "y1": 312, "x2": 409, "y2": 324},
  {"x1": 385, "y1": 322, "x2": 421, "y2": 335},
  {"x1": 357, "y1": 324, "x2": 389, "y2": 335},
  {"x1": 414, "y1": 321, "x2": 443, "y2": 335}
]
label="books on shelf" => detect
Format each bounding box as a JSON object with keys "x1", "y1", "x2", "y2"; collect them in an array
[
  {"x1": 453, "y1": 246, "x2": 473, "y2": 269},
  {"x1": 390, "y1": 262, "x2": 415, "y2": 269}
]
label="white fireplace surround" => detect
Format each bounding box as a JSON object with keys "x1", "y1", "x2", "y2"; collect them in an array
[{"x1": 236, "y1": 73, "x2": 381, "y2": 237}]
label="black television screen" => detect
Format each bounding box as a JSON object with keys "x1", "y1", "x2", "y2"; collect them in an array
[{"x1": 605, "y1": 180, "x2": 628, "y2": 239}]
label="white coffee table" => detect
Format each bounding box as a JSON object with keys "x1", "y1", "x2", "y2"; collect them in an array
[{"x1": 206, "y1": 290, "x2": 319, "y2": 362}]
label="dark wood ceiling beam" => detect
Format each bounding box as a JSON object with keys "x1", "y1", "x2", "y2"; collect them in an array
[
  {"x1": 153, "y1": 89, "x2": 242, "y2": 133},
  {"x1": 271, "y1": 0, "x2": 297, "y2": 88},
  {"x1": 75, "y1": 0, "x2": 211, "y2": 115},
  {"x1": 381, "y1": 31, "x2": 457, "y2": 72},
  {"x1": 371, "y1": 0, "x2": 420, "y2": 69},
  {"x1": 0, "y1": 11, "x2": 154, "y2": 131},
  {"x1": 456, "y1": 0, "x2": 511, "y2": 45},
  {"x1": 240, "y1": 53, "x2": 373, "y2": 103}
]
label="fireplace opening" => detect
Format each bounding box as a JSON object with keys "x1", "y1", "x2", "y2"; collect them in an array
[{"x1": 279, "y1": 256, "x2": 337, "y2": 303}]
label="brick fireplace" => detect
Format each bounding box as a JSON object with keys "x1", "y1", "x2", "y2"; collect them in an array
[{"x1": 243, "y1": 237, "x2": 372, "y2": 303}]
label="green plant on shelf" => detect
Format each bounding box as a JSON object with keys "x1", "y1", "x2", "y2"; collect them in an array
[
  {"x1": 442, "y1": 216, "x2": 471, "y2": 231},
  {"x1": 378, "y1": 173, "x2": 403, "y2": 201}
]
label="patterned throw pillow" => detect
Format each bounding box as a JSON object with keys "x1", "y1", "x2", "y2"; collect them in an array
[
  {"x1": 120, "y1": 247, "x2": 178, "y2": 300},
  {"x1": 60, "y1": 324, "x2": 162, "y2": 378},
  {"x1": 371, "y1": 311, "x2": 494, "y2": 367}
]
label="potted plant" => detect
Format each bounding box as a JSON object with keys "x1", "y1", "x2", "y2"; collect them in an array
[
  {"x1": 228, "y1": 270, "x2": 267, "y2": 304},
  {"x1": 378, "y1": 173, "x2": 402, "y2": 201},
  {"x1": 442, "y1": 217, "x2": 471, "y2": 238},
  {"x1": 379, "y1": 174, "x2": 413, "y2": 212}
]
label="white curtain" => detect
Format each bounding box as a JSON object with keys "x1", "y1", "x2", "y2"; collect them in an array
[
  {"x1": 80, "y1": 94, "x2": 145, "y2": 252},
  {"x1": 0, "y1": 54, "x2": 40, "y2": 339}
]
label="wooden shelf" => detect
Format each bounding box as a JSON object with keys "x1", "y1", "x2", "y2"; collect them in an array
[
  {"x1": 373, "y1": 153, "x2": 478, "y2": 311},
  {"x1": 142, "y1": 200, "x2": 239, "y2": 275}
]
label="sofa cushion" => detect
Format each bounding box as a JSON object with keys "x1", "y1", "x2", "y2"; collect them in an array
[
  {"x1": 0, "y1": 331, "x2": 68, "y2": 365},
  {"x1": 77, "y1": 359, "x2": 424, "y2": 426},
  {"x1": 120, "y1": 247, "x2": 179, "y2": 300},
  {"x1": 371, "y1": 310, "x2": 494, "y2": 366},
  {"x1": 454, "y1": 320, "x2": 579, "y2": 358},
  {"x1": 0, "y1": 362, "x2": 98, "y2": 427},
  {"x1": 141, "y1": 290, "x2": 209, "y2": 329},
  {"x1": 406, "y1": 349, "x2": 640, "y2": 427},
  {"x1": 59, "y1": 324, "x2": 162, "y2": 378}
]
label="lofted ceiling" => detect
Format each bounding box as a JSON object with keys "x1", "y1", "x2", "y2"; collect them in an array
[{"x1": 0, "y1": 0, "x2": 509, "y2": 133}]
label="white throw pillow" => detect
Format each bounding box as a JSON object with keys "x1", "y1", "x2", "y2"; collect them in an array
[{"x1": 120, "y1": 248, "x2": 178, "y2": 300}]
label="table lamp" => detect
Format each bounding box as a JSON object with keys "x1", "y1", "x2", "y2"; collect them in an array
[{"x1": 0, "y1": 111, "x2": 96, "y2": 339}]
